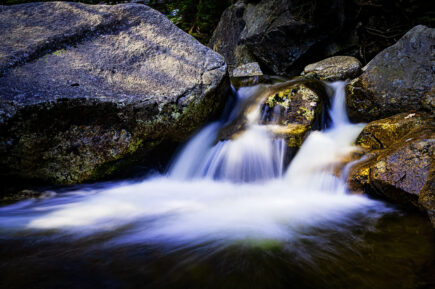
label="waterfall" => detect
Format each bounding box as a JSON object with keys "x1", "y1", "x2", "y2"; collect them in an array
[
  {"x1": 285, "y1": 81, "x2": 365, "y2": 189},
  {"x1": 168, "y1": 85, "x2": 287, "y2": 182},
  {"x1": 0, "y1": 81, "x2": 391, "y2": 246}
]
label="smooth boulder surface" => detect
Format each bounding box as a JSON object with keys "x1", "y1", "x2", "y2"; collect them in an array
[
  {"x1": 348, "y1": 113, "x2": 434, "y2": 226},
  {"x1": 0, "y1": 2, "x2": 230, "y2": 185},
  {"x1": 346, "y1": 25, "x2": 435, "y2": 122},
  {"x1": 303, "y1": 56, "x2": 362, "y2": 81},
  {"x1": 209, "y1": 0, "x2": 346, "y2": 75}
]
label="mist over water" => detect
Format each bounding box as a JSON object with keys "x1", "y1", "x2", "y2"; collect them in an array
[{"x1": 0, "y1": 81, "x2": 393, "y2": 248}]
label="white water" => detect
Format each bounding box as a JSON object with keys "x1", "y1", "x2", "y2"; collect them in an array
[
  {"x1": 0, "y1": 81, "x2": 391, "y2": 246},
  {"x1": 168, "y1": 86, "x2": 287, "y2": 182}
]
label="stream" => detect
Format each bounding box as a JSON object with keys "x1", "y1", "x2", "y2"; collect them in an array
[{"x1": 0, "y1": 81, "x2": 434, "y2": 289}]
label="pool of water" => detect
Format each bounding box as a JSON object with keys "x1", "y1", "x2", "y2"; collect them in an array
[{"x1": 0, "y1": 207, "x2": 434, "y2": 289}]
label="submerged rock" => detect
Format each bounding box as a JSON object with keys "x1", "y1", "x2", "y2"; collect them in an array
[
  {"x1": 348, "y1": 113, "x2": 435, "y2": 226},
  {"x1": 0, "y1": 2, "x2": 230, "y2": 186},
  {"x1": 303, "y1": 56, "x2": 362, "y2": 81},
  {"x1": 346, "y1": 25, "x2": 435, "y2": 122}
]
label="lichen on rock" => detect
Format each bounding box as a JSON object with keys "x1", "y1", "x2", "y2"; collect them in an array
[{"x1": 260, "y1": 82, "x2": 323, "y2": 128}]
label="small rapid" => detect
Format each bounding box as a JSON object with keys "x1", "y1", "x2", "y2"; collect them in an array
[{"x1": 0, "y1": 81, "x2": 391, "y2": 246}]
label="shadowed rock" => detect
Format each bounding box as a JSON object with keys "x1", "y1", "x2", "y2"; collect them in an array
[
  {"x1": 209, "y1": 0, "x2": 346, "y2": 76},
  {"x1": 0, "y1": 2, "x2": 230, "y2": 186}
]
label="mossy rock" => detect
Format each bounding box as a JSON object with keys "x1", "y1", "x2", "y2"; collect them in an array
[
  {"x1": 260, "y1": 82, "x2": 324, "y2": 128},
  {"x1": 266, "y1": 124, "x2": 310, "y2": 148}
]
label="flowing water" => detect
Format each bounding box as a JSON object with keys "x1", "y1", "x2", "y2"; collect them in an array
[{"x1": 0, "y1": 82, "x2": 434, "y2": 289}]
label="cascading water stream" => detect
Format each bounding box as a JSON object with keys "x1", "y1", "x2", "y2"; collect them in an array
[
  {"x1": 0, "y1": 81, "x2": 391, "y2": 246},
  {"x1": 285, "y1": 81, "x2": 365, "y2": 189},
  {"x1": 168, "y1": 85, "x2": 287, "y2": 182}
]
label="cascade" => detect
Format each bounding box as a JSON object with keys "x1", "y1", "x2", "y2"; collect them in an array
[{"x1": 0, "y1": 81, "x2": 390, "y2": 246}]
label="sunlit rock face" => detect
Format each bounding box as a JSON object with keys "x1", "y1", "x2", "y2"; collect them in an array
[
  {"x1": 345, "y1": 25, "x2": 435, "y2": 123},
  {"x1": 355, "y1": 112, "x2": 432, "y2": 150},
  {"x1": 348, "y1": 113, "x2": 434, "y2": 226},
  {"x1": 0, "y1": 2, "x2": 230, "y2": 185}
]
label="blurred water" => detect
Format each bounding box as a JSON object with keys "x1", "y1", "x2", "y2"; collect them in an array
[
  {"x1": 0, "y1": 81, "x2": 390, "y2": 244},
  {"x1": 0, "y1": 81, "x2": 433, "y2": 289}
]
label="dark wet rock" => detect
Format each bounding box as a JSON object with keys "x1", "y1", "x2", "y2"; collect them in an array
[
  {"x1": 346, "y1": 25, "x2": 435, "y2": 122},
  {"x1": 348, "y1": 119, "x2": 434, "y2": 226},
  {"x1": 209, "y1": 0, "x2": 346, "y2": 76},
  {"x1": 231, "y1": 62, "x2": 263, "y2": 88},
  {"x1": 208, "y1": 1, "x2": 255, "y2": 73},
  {"x1": 303, "y1": 56, "x2": 362, "y2": 81},
  {"x1": 419, "y1": 169, "x2": 435, "y2": 226},
  {"x1": 0, "y1": 2, "x2": 230, "y2": 186}
]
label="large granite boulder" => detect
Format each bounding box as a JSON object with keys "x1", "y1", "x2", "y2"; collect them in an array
[
  {"x1": 0, "y1": 2, "x2": 230, "y2": 186},
  {"x1": 348, "y1": 113, "x2": 434, "y2": 226},
  {"x1": 346, "y1": 25, "x2": 435, "y2": 122},
  {"x1": 209, "y1": 0, "x2": 346, "y2": 76}
]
